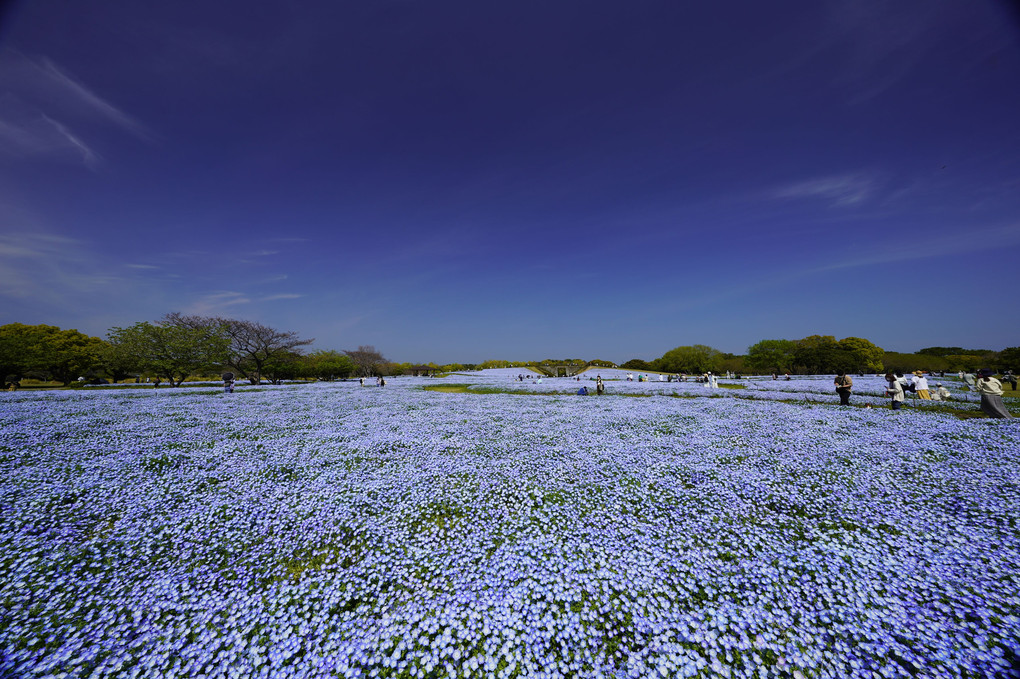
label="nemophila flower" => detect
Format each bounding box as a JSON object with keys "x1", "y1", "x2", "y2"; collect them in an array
[{"x1": 1, "y1": 378, "x2": 1018, "y2": 677}]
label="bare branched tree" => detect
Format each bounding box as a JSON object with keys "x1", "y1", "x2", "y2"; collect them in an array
[
  {"x1": 344, "y1": 345, "x2": 387, "y2": 377},
  {"x1": 164, "y1": 313, "x2": 313, "y2": 384}
]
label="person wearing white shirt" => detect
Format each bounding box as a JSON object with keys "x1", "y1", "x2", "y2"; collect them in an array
[
  {"x1": 975, "y1": 369, "x2": 1012, "y2": 418},
  {"x1": 885, "y1": 373, "x2": 904, "y2": 410},
  {"x1": 913, "y1": 372, "x2": 930, "y2": 400}
]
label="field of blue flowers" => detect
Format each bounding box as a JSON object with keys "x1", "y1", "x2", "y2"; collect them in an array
[{"x1": 2, "y1": 374, "x2": 1019, "y2": 679}]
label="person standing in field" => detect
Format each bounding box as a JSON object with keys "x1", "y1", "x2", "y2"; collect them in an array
[
  {"x1": 596, "y1": 376, "x2": 605, "y2": 395},
  {"x1": 913, "y1": 372, "x2": 930, "y2": 400},
  {"x1": 895, "y1": 372, "x2": 913, "y2": 400},
  {"x1": 885, "y1": 373, "x2": 904, "y2": 410},
  {"x1": 834, "y1": 371, "x2": 852, "y2": 405},
  {"x1": 975, "y1": 369, "x2": 1012, "y2": 418}
]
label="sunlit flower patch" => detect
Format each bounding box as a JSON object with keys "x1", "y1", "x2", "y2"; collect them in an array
[{"x1": 1, "y1": 379, "x2": 1018, "y2": 678}]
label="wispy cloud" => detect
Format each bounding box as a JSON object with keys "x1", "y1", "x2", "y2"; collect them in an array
[
  {"x1": 126, "y1": 263, "x2": 160, "y2": 270},
  {"x1": 37, "y1": 58, "x2": 151, "y2": 140},
  {"x1": 824, "y1": 0, "x2": 941, "y2": 104},
  {"x1": 184, "y1": 291, "x2": 252, "y2": 315},
  {"x1": 772, "y1": 174, "x2": 875, "y2": 207},
  {"x1": 0, "y1": 52, "x2": 151, "y2": 169},
  {"x1": 262, "y1": 293, "x2": 303, "y2": 302},
  {"x1": 0, "y1": 231, "x2": 78, "y2": 262},
  {"x1": 41, "y1": 115, "x2": 100, "y2": 168},
  {"x1": 0, "y1": 231, "x2": 127, "y2": 309},
  {"x1": 810, "y1": 222, "x2": 1020, "y2": 273},
  {"x1": 0, "y1": 103, "x2": 99, "y2": 167}
]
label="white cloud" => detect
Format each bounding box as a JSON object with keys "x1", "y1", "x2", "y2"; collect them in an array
[
  {"x1": 262, "y1": 293, "x2": 303, "y2": 302},
  {"x1": 0, "y1": 52, "x2": 151, "y2": 169},
  {"x1": 772, "y1": 174, "x2": 875, "y2": 207},
  {"x1": 41, "y1": 115, "x2": 100, "y2": 168},
  {"x1": 811, "y1": 222, "x2": 1020, "y2": 272},
  {"x1": 184, "y1": 291, "x2": 252, "y2": 315},
  {"x1": 38, "y1": 58, "x2": 151, "y2": 140},
  {"x1": 0, "y1": 231, "x2": 127, "y2": 308}
]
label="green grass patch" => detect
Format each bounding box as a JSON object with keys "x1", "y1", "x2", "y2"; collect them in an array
[{"x1": 423, "y1": 384, "x2": 474, "y2": 393}]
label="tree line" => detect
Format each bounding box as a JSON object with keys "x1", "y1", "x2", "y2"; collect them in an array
[
  {"x1": 620, "y1": 336, "x2": 1019, "y2": 376},
  {"x1": 0, "y1": 316, "x2": 392, "y2": 387},
  {"x1": 3, "y1": 318, "x2": 1017, "y2": 388}
]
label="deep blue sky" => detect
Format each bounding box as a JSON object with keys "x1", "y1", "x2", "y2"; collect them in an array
[{"x1": 1, "y1": 1, "x2": 1018, "y2": 363}]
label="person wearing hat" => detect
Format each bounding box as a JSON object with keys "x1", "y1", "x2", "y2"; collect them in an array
[
  {"x1": 975, "y1": 369, "x2": 1012, "y2": 418},
  {"x1": 935, "y1": 383, "x2": 951, "y2": 400},
  {"x1": 912, "y1": 371, "x2": 930, "y2": 400},
  {"x1": 884, "y1": 373, "x2": 904, "y2": 410}
]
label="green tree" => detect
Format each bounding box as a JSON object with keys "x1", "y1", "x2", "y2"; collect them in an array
[
  {"x1": 0, "y1": 323, "x2": 104, "y2": 385},
  {"x1": 46, "y1": 331, "x2": 106, "y2": 385},
  {"x1": 917, "y1": 347, "x2": 967, "y2": 357},
  {"x1": 303, "y1": 350, "x2": 356, "y2": 380},
  {"x1": 384, "y1": 362, "x2": 414, "y2": 376},
  {"x1": 98, "y1": 340, "x2": 143, "y2": 383},
  {"x1": 793, "y1": 335, "x2": 839, "y2": 374},
  {"x1": 620, "y1": 358, "x2": 652, "y2": 371},
  {"x1": 834, "y1": 337, "x2": 884, "y2": 374},
  {"x1": 262, "y1": 350, "x2": 304, "y2": 384},
  {"x1": 165, "y1": 314, "x2": 313, "y2": 385},
  {"x1": 1000, "y1": 347, "x2": 1020, "y2": 371},
  {"x1": 945, "y1": 353, "x2": 987, "y2": 372},
  {"x1": 883, "y1": 351, "x2": 946, "y2": 374},
  {"x1": 717, "y1": 353, "x2": 746, "y2": 375},
  {"x1": 2, "y1": 323, "x2": 47, "y2": 382},
  {"x1": 107, "y1": 321, "x2": 230, "y2": 386},
  {"x1": 745, "y1": 339, "x2": 797, "y2": 374},
  {"x1": 654, "y1": 345, "x2": 722, "y2": 374}
]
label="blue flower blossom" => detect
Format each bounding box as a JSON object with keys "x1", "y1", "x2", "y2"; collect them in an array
[{"x1": 1, "y1": 374, "x2": 1017, "y2": 677}]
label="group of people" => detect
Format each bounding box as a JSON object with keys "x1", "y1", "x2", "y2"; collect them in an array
[
  {"x1": 577, "y1": 376, "x2": 606, "y2": 396},
  {"x1": 879, "y1": 372, "x2": 951, "y2": 410},
  {"x1": 834, "y1": 370, "x2": 956, "y2": 408},
  {"x1": 832, "y1": 371, "x2": 951, "y2": 408},
  {"x1": 880, "y1": 370, "x2": 1011, "y2": 418}
]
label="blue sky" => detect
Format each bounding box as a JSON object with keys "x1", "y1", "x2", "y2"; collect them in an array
[{"x1": 1, "y1": 1, "x2": 1018, "y2": 363}]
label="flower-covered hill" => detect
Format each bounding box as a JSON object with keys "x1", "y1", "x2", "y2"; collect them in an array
[{"x1": 1, "y1": 381, "x2": 1018, "y2": 678}]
